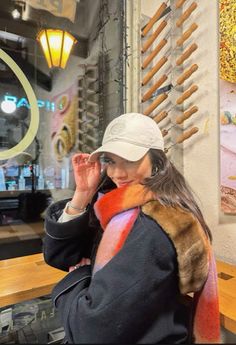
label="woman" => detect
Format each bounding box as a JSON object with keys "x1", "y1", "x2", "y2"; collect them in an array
[{"x1": 43, "y1": 113, "x2": 220, "y2": 344}]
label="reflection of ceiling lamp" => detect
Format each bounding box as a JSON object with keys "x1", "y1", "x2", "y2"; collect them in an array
[
  {"x1": 37, "y1": 29, "x2": 77, "y2": 69},
  {"x1": 1, "y1": 100, "x2": 16, "y2": 114}
]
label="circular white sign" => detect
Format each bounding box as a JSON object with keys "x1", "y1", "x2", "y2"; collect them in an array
[{"x1": 0, "y1": 49, "x2": 39, "y2": 160}]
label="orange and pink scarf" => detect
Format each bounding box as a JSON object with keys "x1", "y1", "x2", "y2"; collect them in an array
[{"x1": 93, "y1": 184, "x2": 221, "y2": 343}]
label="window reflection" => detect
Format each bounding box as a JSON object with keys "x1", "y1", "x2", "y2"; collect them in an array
[{"x1": 0, "y1": 0, "x2": 125, "y2": 260}]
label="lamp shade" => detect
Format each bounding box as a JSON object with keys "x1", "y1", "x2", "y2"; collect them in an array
[{"x1": 37, "y1": 29, "x2": 77, "y2": 69}]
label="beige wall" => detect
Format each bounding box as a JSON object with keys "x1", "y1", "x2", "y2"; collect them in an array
[
  {"x1": 137, "y1": 0, "x2": 236, "y2": 264},
  {"x1": 182, "y1": 0, "x2": 236, "y2": 265}
]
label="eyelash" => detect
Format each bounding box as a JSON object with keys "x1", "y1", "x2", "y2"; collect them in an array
[{"x1": 100, "y1": 157, "x2": 114, "y2": 165}]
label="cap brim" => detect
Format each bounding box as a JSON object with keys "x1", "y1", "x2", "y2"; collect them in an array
[{"x1": 89, "y1": 141, "x2": 149, "y2": 162}]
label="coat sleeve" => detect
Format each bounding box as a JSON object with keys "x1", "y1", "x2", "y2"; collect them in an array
[
  {"x1": 51, "y1": 214, "x2": 180, "y2": 344},
  {"x1": 43, "y1": 199, "x2": 99, "y2": 271}
]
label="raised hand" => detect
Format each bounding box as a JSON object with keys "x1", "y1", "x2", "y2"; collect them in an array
[{"x1": 72, "y1": 153, "x2": 101, "y2": 193}]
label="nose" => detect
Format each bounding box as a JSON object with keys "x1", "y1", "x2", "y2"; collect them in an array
[{"x1": 110, "y1": 165, "x2": 128, "y2": 180}]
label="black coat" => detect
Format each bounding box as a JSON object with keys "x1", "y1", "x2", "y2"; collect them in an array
[{"x1": 43, "y1": 191, "x2": 191, "y2": 344}]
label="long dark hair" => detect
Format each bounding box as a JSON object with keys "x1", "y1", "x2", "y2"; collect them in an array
[{"x1": 144, "y1": 149, "x2": 212, "y2": 241}]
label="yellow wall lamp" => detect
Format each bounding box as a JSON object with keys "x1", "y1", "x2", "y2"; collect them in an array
[{"x1": 37, "y1": 29, "x2": 77, "y2": 69}]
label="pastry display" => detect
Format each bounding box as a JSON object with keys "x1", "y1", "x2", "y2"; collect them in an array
[
  {"x1": 221, "y1": 185, "x2": 236, "y2": 214},
  {"x1": 220, "y1": 125, "x2": 236, "y2": 189},
  {"x1": 220, "y1": 80, "x2": 236, "y2": 213},
  {"x1": 220, "y1": 111, "x2": 236, "y2": 125},
  {"x1": 57, "y1": 94, "x2": 70, "y2": 114},
  {"x1": 53, "y1": 97, "x2": 77, "y2": 161},
  {"x1": 219, "y1": 0, "x2": 236, "y2": 83}
]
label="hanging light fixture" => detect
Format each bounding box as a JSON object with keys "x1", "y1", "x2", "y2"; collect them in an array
[{"x1": 37, "y1": 29, "x2": 77, "y2": 69}]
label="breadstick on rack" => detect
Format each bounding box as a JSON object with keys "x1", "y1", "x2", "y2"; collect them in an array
[
  {"x1": 142, "y1": 2, "x2": 168, "y2": 37},
  {"x1": 143, "y1": 64, "x2": 198, "y2": 103},
  {"x1": 176, "y1": 105, "x2": 198, "y2": 124},
  {"x1": 162, "y1": 129, "x2": 169, "y2": 137},
  {"x1": 176, "y1": 126, "x2": 199, "y2": 143},
  {"x1": 176, "y1": 23, "x2": 198, "y2": 47},
  {"x1": 153, "y1": 110, "x2": 168, "y2": 124},
  {"x1": 142, "y1": 75, "x2": 168, "y2": 102},
  {"x1": 176, "y1": 64, "x2": 198, "y2": 85},
  {"x1": 142, "y1": 20, "x2": 168, "y2": 53},
  {"x1": 143, "y1": 93, "x2": 168, "y2": 115},
  {"x1": 142, "y1": 39, "x2": 168, "y2": 69},
  {"x1": 175, "y1": 0, "x2": 187, "y2": 9},
  {"x1": 176, "y1": 2, "x2": 198, "y2": 27},
  {"x1": 142, "y1": 56, "x2": 168, "y2": 85},
  {"x1": 176, "y1": 43, "x2": 198, "y2": 65},
  {"x1": 150, "y1": 95, "x2": 198, "y2": 126},
  {"x1": 164, "y1": 126, "x2": 199, "y2": 152},
  {"x1": 161, "y1": 106, "x2": 198, "y2": 137},
  {"x1": 142, "y1": 46, "x2": 197, "y2": 89},
  {"x1": 176, "y1": 85, "x2": 198, "y2": 104}
]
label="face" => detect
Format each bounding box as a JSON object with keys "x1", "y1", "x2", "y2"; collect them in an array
[{"x1": 101, "y1": 152, "x2": 152, "y2": 187}]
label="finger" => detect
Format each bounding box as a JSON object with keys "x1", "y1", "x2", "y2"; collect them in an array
[
  {"x1": 79, "y1": 258, "x2": 91, "y2": 266},
  {"x1": 94, "y1": 160, "x2": 101, "y2": 169},
  {"x1": 79, "y1": 258, "x2": 85, "y2": 266},
  {"x1": 85, "y1": 258, "x2": 91, "y2": 265},
  {"x1": 91, "y1": 160, "x2": 101, "y2": 174},
  {"x1": 72, "y1": 153, "x2": 81, "y2": 164},
  {"x1": 81, "y1": 156, "x2": 91, "y2": 165},
  {"x1": 84, "y1": 257, "x2": 91, "y2": 265},
  {"x1": 81, "y1": 258, "x2": 88, "y2": 266},
  {"x1": 72, "y1": 153, "x2": 90, "y2": 165}
]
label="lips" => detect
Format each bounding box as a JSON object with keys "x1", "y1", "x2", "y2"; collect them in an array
[{"x1": 116, "y1": 181, "x2": 133, "y2": 187}]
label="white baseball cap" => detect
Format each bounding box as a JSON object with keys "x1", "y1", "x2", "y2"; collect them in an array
[{"x1": 89, "y1": 113, "x2": 164, "y2": 162}]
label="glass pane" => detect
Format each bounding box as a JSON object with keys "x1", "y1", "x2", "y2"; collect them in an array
[{"x1": 0, "y1": 0, "x2": 125, "y2": 259}]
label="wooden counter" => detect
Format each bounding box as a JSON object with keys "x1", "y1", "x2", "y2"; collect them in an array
[
  {"x1": 0, "y1": 254, "x2": 236, "y2": 335},
  {"x1": 0, "y1": 253, "x2": 66, "y2": 308},
  {"x1": 216, "y1": 260, "x2": 236, "y2": 334}
]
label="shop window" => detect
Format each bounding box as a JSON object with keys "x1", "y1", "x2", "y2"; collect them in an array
[{"x1": 0, "y1": 0, "x2": 125, "y2": 259}]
